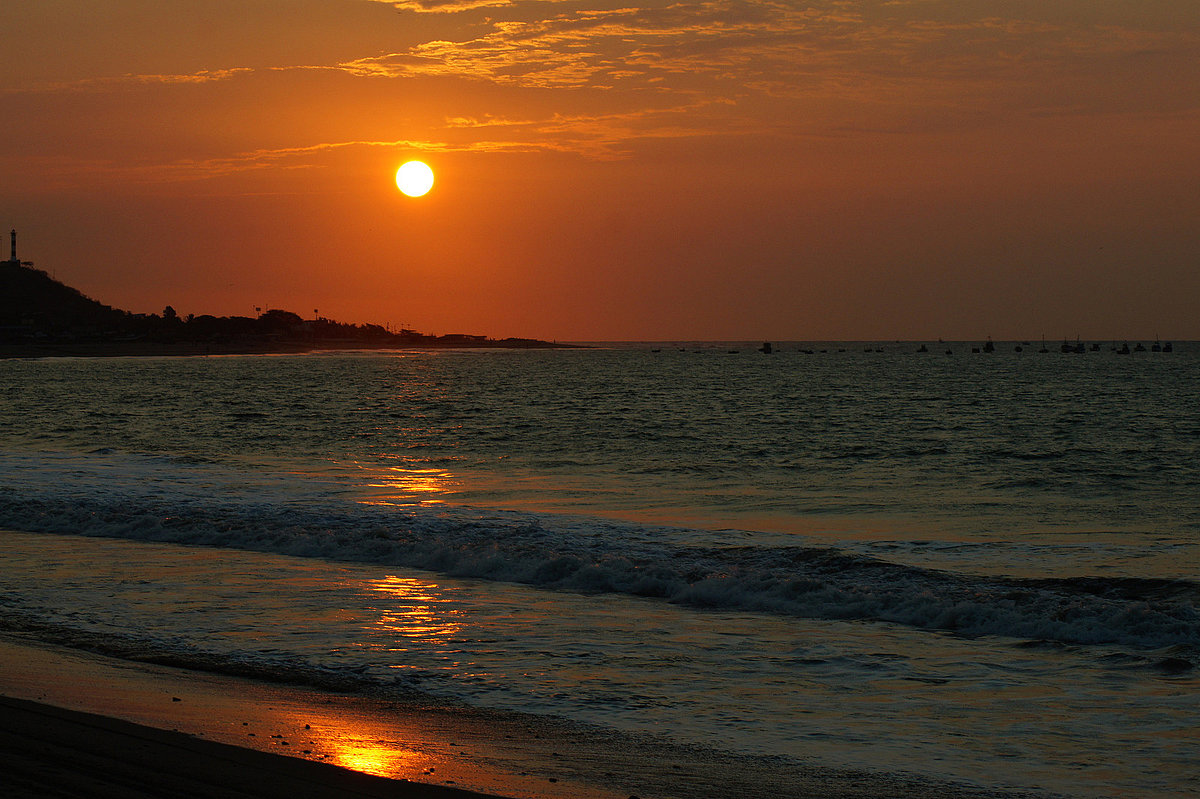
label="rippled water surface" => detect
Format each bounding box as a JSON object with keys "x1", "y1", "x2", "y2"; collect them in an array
[{"x1": 2, "y1": 344, "x2": 1198, "y2": 797}]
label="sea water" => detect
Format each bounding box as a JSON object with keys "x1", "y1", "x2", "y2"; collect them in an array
[{"x1": 1, "y1": 344, "x2": 1197, "y2": 797}]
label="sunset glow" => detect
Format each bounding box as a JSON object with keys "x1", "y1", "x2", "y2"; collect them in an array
[{"x1": 2, "y1": 2, "x2": 1197, "y2": 340}]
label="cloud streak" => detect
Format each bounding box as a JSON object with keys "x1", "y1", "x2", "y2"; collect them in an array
[
  {"x1": 10, "y1": 0, "x2": 1196, "y2": 186},
  {"x1": 335, "y1": 0, "x2": 1200, "y2": 115},
  {"x1": 369, "y1": 0, "x2": 514, "y2": 12},
  {"x1": 10, "y1": 69, "x2": 254, "y2": 95}
]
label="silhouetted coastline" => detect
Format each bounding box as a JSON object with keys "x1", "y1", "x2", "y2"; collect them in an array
[{"x1": 0, "y1": 258, "x2": 572, "y2": 358}]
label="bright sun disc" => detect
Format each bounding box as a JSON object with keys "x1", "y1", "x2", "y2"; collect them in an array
[{"x1": 396, "y1": 161, "x2": 434, "y2": 197}]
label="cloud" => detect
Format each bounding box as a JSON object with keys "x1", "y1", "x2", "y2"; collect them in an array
[
  {"x1": 364, "y1": 0, "x2": 514, "y2": 13},
  {"x1": 440, "y1": 99, "x2": 736, "y2": 156},
  {"x1": 332, "y1": 3, "x2": 810, "y2": 90},
  {"x1": 333, "y1": 0, "x2": 1199, "y2": 111},
  {"x1": 15, "y1": 69, "x2": 254, "y2": 94},
  {"x1": 13, "y1": 0, "x2": 1195, "y2": 189},
  {"x1": 10, "y1": 96, "x2": 741, "y2": 189}
]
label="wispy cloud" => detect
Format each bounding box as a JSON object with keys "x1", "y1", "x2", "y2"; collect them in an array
[
  {"x1": 441, "y1": 99, "x2": 736, "y2": 156},
  {"x1": 16, "y1": 68, "x2": 253, "y2": 94},
  {"x1": 334, "y1": 0, "x2": 1200, "y2": 111},
  {"x1": 12, "y1": 0, "x2": 1195, "y2": 186},
  {"x1": 368, "y1": 0, "x2": 514, "y2": 12},
  {"x1": 9, "y1": 96, "x2": 745, "y2": 189}
]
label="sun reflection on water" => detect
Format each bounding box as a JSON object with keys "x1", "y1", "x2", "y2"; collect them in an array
[
  {"x1": 356, "y1": 465, "x2": 458, "y2": 506},
  {"x1": 366, "y1": 576, "x2": 465, "y2": 648}
]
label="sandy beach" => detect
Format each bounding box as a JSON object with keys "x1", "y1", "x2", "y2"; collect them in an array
[
  {"x1": 0, "y1": 695, "x2": 502, "y2": 799},
  {"x1": 0, "y1": 635, "x2": 606, "y2": 799},
  {"x1": 0, "y1": 632, "x2": 1049, "y2": 799}
]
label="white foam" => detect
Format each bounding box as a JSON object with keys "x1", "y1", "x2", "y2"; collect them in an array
[{"x1": 2, "y1": 450, "x2": 1196, "y2": 653}]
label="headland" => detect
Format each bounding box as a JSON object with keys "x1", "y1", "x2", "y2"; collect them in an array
[{"x1": 0, "y1": 237, "x2": 571, "y2": 358}]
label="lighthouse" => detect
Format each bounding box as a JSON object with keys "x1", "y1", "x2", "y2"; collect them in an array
[{"x1": 8, "y1": 229, "x2": 15, "y2": 264}]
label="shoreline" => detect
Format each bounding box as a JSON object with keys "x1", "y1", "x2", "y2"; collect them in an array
[
  {"x1": 0, "y1": 633, "x2": 1050, "y2": 799},
  {"x1": 0, "y1": 695, "x2": 502, "y2": 799},
  {"x1": 0, "y1": 634, "x2": 609, "y2": 799}
]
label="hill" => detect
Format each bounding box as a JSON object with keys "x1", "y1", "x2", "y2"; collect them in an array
[
  {"x1": 0, "y1": 261, "x2": 566, "y2": 356},
  {"x1": 1, "y1": 261, "x2": 125, "y2": 332}
]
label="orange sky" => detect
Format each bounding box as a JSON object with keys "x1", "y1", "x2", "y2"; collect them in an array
[{"x1": 2, "y1": 0, "x2": 1197, "y2": 340}]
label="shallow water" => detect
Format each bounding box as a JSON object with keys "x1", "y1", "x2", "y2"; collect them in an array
[{"x1": 2, "y1": 345, "x2": 1198, "y2": 797}]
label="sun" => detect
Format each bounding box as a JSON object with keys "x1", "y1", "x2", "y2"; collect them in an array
[{"x1": 395, "y1": 161, "x2": 434, "y2": 197}]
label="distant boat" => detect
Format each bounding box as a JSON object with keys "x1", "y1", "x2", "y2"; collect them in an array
[
  {"x1": 1134, "y1": 342, "x2": 1146, "y2": 352},
  {"x1": 983, "y1": 337, "x2": 995, "y2": 353},
  {"x1": 1039, "y1": 336, "x2": 1049, "y2": 353},
  {"x1": 1014, "y1": 345, "x2": 1023, "y2": 352},
  {"x1": 1163, "y1": 342, "x2": 1174, "y2": 353},
  {"x1": 1117, "y1": 342, "x2": 1131, "y2": 355},
  {"x1": 759, "y1": 342, "x2": 773, "y2": 354},
  {"x1": 1152, "y1": 339, "x2": 1162, "y2": 352},
  {"x1": 917, "y1": 344, "x2": 928, "y2": 353}
]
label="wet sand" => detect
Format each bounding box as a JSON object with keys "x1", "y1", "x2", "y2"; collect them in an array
[
  {"x1": 0, "y1": 695, "x2": 500, "y2": 799},
  {"x1": 0, "y1": 635, "x2": 610, "y2": 799},
  {"x1": 0, "y1": 634, "x2": 1051, "y2": 799}
]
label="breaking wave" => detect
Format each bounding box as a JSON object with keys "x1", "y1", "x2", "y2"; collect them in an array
[{"x1": 2, "y1": 453, "x2": 1195, "y2": 655}]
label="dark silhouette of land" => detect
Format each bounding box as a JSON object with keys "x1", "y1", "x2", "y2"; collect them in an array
[{"x1": 1, "y1": 255, "x2": 569, "y2": 358}]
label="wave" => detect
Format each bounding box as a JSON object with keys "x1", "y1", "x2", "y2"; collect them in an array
[
  {"x1": 2, "y1": 456, "x2": 1196, "y2": 655},
  {"x1": 0, "y1": 608, "x2": 408, "y2": 697}
]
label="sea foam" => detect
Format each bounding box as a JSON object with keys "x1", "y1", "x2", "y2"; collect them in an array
[{"x1": 2, "y1": 451, "x2": 1196, "y2": 655}]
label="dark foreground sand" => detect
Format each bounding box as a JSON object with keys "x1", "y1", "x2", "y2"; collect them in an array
[
  {"x1": 0, "y1": 695, "x2": 500, "y2": 799},
  {"x1": 0, "y1": 633, "x2": 1057, "y2": 799},
  {"x1": 0, "y1": 636, "x2": 606, "y2": 799}
]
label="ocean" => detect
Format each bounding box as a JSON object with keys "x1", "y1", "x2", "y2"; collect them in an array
[{"x1": 1, "y1": 343, "x2": 1197, "y2": 797}]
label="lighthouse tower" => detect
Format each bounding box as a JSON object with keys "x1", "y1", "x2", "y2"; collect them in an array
[{"x1": 9, "y1": 229, "x2": 17, "y2": 264}]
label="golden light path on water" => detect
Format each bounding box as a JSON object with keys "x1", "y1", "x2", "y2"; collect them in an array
[
  {"x1": 366, "y1": 575, "x2": 466, "y2": 650},
  {"x1": 356, "y1": 465, "x2": 458, "y2": 506},
  {"x1": 1, "y1": 528, "x2": 1196, "y2": 798}
]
